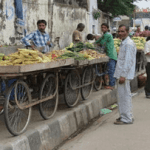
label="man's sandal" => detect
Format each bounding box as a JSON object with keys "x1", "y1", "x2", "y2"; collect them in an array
[
  {"x1": 114, "y1": 120, "x2": 133, "y2": 125},
  {"x1": 116, "y1": 117, "x2": 121, "y2": 121},
  {"x1": 116, "y1": 117, "x2": 134, "y2": 122}
]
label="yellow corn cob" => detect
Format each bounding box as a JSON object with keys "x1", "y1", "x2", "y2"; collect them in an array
[
  {"x1": 23, "y1": 58, "x2": 37, "y2": 61},
  {"x1": 0, "y1": 61, "x2": 9, "y2": 64},
  {"x1": 18, "y1": 49, "x2": 38, "y2": 54},
  {"x1": 19, "y1": 50, "x2": 29, "y2": 54},
  {"x1": 0, "y1": 64, "x2": 7, "y2": 66},
  {"x1": 19, "y1": 53, "x2": 25, "y2": 59},
  {"x1": 6, "y1": 63, "x2": 13, "y2": 66},
  {"x1": 19, "y1": 51, "x2": 30, "y2": 56},
  {"x1": 10, "y1": 55, "x2": 20, "y2": 59},
  {"x1": 24, "y1": 61, "x2": 37, "y2": 65},
  {"x1": 36, "y1": 57, "x2": 43, "y2": 62},
  {"x1": 12, "y1": 59, "x2": 23, "y2": 64},
  {"x1": 42, "y1": 60, "x2": 49, "y2": 63},
  {"x1": 30, "y1": 54, "x2": 39, "y2": 59}
]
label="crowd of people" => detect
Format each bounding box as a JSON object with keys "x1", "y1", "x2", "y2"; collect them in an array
[
  {"x1": 134, "y1": 26, "x2": 150, "y2": 37},
  {"x1": 112, "y1": 25, "x2": 150, "y2": 39},
  {"x1": 63, "y1": 22, "x2": 136, "y2": 125},
  {"x1": 20, "y1": 20, "x2": 137, "y2": 125},
  {"x1": 72, "y1": 23, "x2": 150, "y2": 125}
]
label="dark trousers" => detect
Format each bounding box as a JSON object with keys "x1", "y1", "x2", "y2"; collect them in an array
[
  {"x1": 145, "y1": 62, "x2": 150, "y2": 96},
  {"x1": 107, "y1": 59, "x2": 117, "y2": 86}
]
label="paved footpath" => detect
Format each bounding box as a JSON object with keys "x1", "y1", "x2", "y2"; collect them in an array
[
  {"x1": 58, "y1": 92, "x2": 150, "y2": 150},
  {"x1": 0, "y1": 88, "x2": 117, "y2": 150}
]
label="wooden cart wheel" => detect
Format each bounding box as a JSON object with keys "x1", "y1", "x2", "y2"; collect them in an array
[
  {"x1": 94, "y1": 64, "x2": 103, "y2": 91},
  {"x1": 39, "y1": 74, "x2": 58, "y2": 120},
  {"x1": 0, "y1": 79, "x2": 5, "y2": 115},
  {"x1": 4, "y1": 80, "x2": 32, "y2": 136},
  {"x1": 81, "y1": 66, "x2": 94, "y2": 100},
  {"x1": 64, "y1": 70, "x2": 80, "y2": 108}
]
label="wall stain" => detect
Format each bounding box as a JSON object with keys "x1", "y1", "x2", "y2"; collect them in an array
[
  {"x1": 0, "y1": 1, "x2": 6, "y2": 31},
  {"x1": 5, "y1": 0, "x2": 15, "y2": 20},
  {"x1": 54, "y1": 0, "x2": 88, "y2": 9},
  {"x1": 9, "y1": 37, "x2": 15, "y2": 44}
]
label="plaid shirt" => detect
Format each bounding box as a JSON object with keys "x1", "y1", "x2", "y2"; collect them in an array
[{"x1": 21, "y1": 30, "x2": 51, "y2": 47}]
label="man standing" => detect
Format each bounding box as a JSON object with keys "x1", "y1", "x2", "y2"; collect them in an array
[
  {"x1": 114, "y1": 25, "x2": 137, "y2": 125},
  {"x1": 21, "y1": 20, "x2": 52, "y2": 53},
  {"x1": 144, "y1": 36, "x2": 150, "y2": 98},
  {"x1": 72, "y1": 23, "x2": 85, "y2": 44},
  {"x1": 95, "y1": 23, "x2": 117, "y2": 90},
  {"x1": 134, "y1": 26, "x2": 142, "y2": 37},
  {"x1": 141, "y1": 26, "x2": 150, "y2": 37}
]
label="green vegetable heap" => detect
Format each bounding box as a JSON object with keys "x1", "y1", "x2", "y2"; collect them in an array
[
  {"x1": 59, "y1": 51, "x2": 86, "y2": 60},
  {"x1": 66, "y1": 42, "x2": 95, "y2": 52}
]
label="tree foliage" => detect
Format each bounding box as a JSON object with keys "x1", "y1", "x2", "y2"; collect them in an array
[{"x1": 98, "y1": 0, "x2": 136, "y2": 17}]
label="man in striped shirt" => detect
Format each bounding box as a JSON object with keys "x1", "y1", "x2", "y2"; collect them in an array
[{"x1": 21, "y1": 20, "x2": 52, "y2": 53}]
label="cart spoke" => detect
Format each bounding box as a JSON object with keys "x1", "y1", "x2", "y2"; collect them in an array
[
  {"x1": 81, "y1": 66, "x2": 93, "y2": 100},
  {"x1": 4, "y1": 81, "x2": 31, "y2": 136},
  {"x1": 64, "y1": 70, "x2": 80, "y2": 107},
  {"x1": 94, "y1": 64, "x2": 103, "y2": 91},
  {"x1": 39, "y1": 74, "x2": 58, "y2": 120}
]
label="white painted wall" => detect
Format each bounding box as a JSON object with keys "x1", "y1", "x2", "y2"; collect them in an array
[
  {"x1": 87, "y1": 0, "x2": 99, "y2": 35},
  {"x1": 52, "y1": 3, "x2": 89, "y2": 50}
]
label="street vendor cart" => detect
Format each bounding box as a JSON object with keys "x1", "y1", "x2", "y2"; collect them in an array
[
  {"x1": 0, "y1": 58, "x2": 74, "y2": 136},
  {"x1": 0, "y1": 45, "x2": 109, "y2": 136},
  {"x1": 62, "y1": 57, "x2": 109, "y2": 108}
]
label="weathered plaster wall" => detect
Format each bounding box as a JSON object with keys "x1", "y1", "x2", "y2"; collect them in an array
[
  {"x1": 0, "y1": 0, "x2": 89, "y2": 50},
  {"x1": 53, "y1": 0, "x2": 88, "y2": 9},
  {"x1": 0, "y1": 0, "x2": 16, "y2": 45},
  {"x1": 22, "y1": 0, "x2": 49, "y2": 34},
  {"x1": 0, "y1": 0, "x2": 51, "y2": 45},
  {"x1": 52, "y1": 3, "x2": 89, "y2": 49}
]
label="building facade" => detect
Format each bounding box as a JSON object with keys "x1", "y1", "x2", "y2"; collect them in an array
[{"x1": 0, "y1": 0, "x2": 111, "y2": 51}]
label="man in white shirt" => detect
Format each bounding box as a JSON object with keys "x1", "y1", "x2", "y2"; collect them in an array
[
  {"x1": 144, "y1": 36, "x2": 150, "y2": 98},
  {"x1": 114, "y1": 24, "x2": 137, "y2": 125}
]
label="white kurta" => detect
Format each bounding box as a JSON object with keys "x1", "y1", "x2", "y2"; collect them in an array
[
  {"x1": 114, "y1": 36, "x2": 137, "y2": 123},
  {"x1": 144, "y1": 40, "x2": 150, "y2": 62}
]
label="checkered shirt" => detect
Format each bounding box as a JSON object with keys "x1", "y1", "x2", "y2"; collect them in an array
[{"x1": 21, "y1": 30, "x2": 50, "y2": 47}]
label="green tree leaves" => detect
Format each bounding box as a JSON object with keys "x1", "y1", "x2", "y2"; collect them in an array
[{"x1": 98, "y1": 0, "x2": 135, "y2": 17}]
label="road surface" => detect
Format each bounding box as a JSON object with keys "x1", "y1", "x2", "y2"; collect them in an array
[{"x1": 58, "y1": 92, "x2": 150, "y2": 150}]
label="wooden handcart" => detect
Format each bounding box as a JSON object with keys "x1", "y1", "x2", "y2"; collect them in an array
[
  {"x1": 61, "y1": 57, "x2": 109, "y2": 108},
  {"x1": 0, "y1": 58, "x2": 74, "y2": 136},
  {"x1": 0, "y1": 56, "x2": 109, "y2": 136}
]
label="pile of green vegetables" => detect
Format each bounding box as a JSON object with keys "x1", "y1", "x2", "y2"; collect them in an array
[
  {"x1": 0, "y1": 53, "x2": 9, "y2": 61},
  {"x1": 67, "y1": 42, "x2": 95, "y2": 52},
  {"x1": 59, "y1": 51, "x2": 86, "y2": 60}
]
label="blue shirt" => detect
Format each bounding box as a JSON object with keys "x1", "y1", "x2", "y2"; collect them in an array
[
  {"x1": 114, "y1": 36, "x2": 137, "y2": 80},
  {"x1": 21, "y1": 30, "x2": 51, "y2": 47}
]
